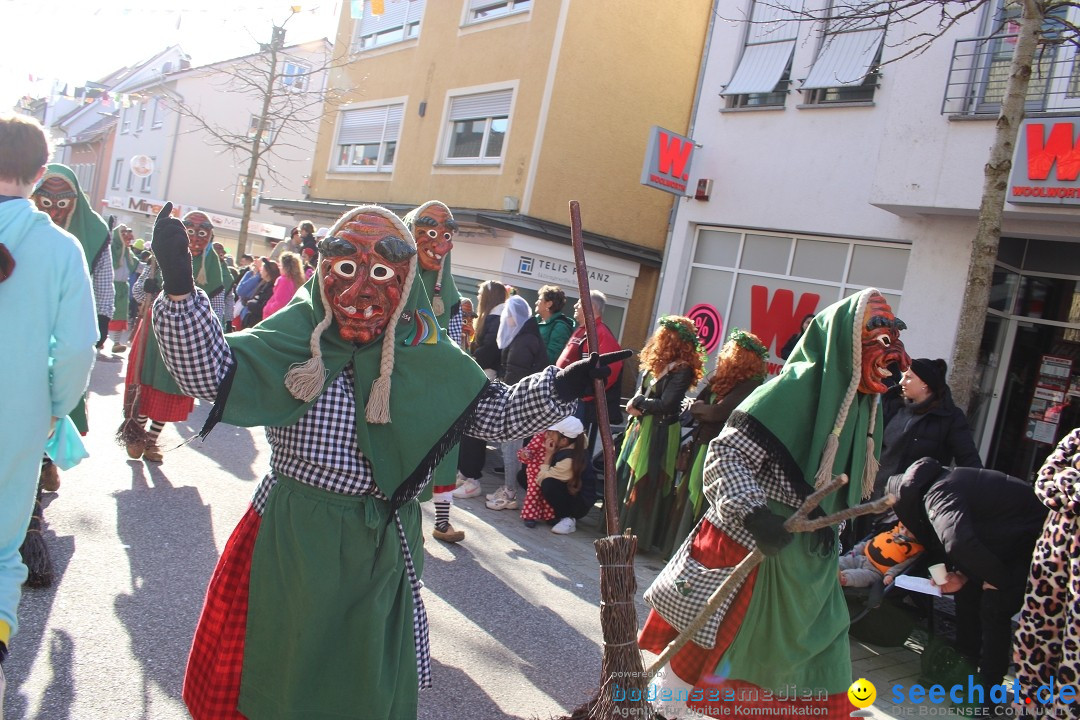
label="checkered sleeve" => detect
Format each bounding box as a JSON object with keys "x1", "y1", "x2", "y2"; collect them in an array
[
  {"x1": 151, "y1": 290, "x2": 234, "y2": 401},
  {"x1": 466, "y1": 366, "x2": 575, "y2": 441},
  {"x1": 207, "y1": 290, "x2": 226, "y2": 322},
  {"x1": 446, "y1": 306, "x2": 463, "y2": 346},
  {"x1": 701, "y1": 426, "x2": 805, "y2": 549},
  {"x1": 131, "y1": 264, "x2": 152, "y2": 304},
  {"x1": 92, "y1": 249, "x2": 115, "y2": 317}
]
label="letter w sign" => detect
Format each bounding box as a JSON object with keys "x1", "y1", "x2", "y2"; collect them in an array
[
  {"x1": 640, "y1": 125, "x2": 696, "y2": 196},
  {"x1": 1007, "y1": 117, "x2": 1080, "y2": 206}
]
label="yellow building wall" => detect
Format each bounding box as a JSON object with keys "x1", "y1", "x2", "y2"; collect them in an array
[
  {"x1": 528, "y1": 1, "x2": 709, "y2": 254},
  {"x1": 309, "y1": 0, "x2": 711, "y2": 369}
]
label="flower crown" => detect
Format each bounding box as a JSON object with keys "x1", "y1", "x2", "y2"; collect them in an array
[
  {"x1": 728, "y1": 327, "x2": 769, "y2": 359},
  {"x1": 659, "y1": 316, "x2": 705, "y2": 359}
]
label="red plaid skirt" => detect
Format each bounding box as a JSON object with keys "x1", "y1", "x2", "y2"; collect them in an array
[
  {"x1": 136, "y1": 386, "x2": 195, "y2": 422},
  {"x1": 638, "y1": 522, "x2": 855, "y2": 719},
  {"x1": 183, "y1": 506, "x2": 260, "y2": 720}
]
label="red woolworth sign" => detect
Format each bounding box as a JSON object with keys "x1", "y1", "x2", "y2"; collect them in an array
[
  {"x1": 1007, "y1": 117, "x2": 1080, "y2": 205},
  {"x1": 640, "y1": 125, "x2": 696, "y2": 196}
]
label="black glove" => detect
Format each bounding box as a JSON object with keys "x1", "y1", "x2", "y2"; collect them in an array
[
  {"x1": 143, "y1": 277, "x2": 161, "y2": 295},
  {"x1": 553, "y1": 349, "x2": 633, "y2": 402},
  {"x1": 151, "y1": 202, "x2": 194, "y2": 296},
  {"x1": 743, "y1": 507, "x2": 793, "y2": 556}
]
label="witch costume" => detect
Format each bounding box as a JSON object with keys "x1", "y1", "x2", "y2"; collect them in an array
[
  {"x1": 639, "y1": 289, "x2": 909, "y2": 718},
  {"x1": 145, "y1": 204, "x2": 604, "y2": 719}
]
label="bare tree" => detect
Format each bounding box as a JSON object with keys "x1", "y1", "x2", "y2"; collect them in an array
[
  {"x1": 162, "y1": 19, "x2": 352, "y2": 257},
  {"x1": 739, "y1": 1, "x2": 1075, "y2": 410}
]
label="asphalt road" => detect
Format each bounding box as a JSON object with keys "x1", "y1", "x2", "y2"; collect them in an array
[{"x1": 4, "y1": 350, "x2": 659, "y2": 720}]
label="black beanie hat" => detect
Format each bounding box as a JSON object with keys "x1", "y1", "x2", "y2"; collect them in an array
[{"x1": 909, "y1": 358, "x2": 947, "y2": 397}]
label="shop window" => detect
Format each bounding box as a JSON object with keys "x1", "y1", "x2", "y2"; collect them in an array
[
  {"x1": 112, "y1": 158, "x2": 124, "y2": 190},
  {"x1": 721, "y1": 0, "x2": 801, "y2": 109},
  {"x1": 799, "y1": 2, "x2": 884, "y2": 106},
  {"x1": 352, "y1": 0, "x2": 425, "y2": 52},
  {"x1": 847, "y1": 244, "x2": 908, "y2": 291},
  {"x1": 442, "y1": 88, "x2": 512, "y2": 165},
  {"x1": 740, "y1": 233, "x2": 791, "y2": 274},
  {"x1": 792, "y1": 238, "x2": 848, "y2": 282},
  {"x1": 465, "y1": 0, "x2": 531, "y2": 25},
  {"x1": 693, "y1": 229, "x2": 741, "y2": 267},
  {"x1": 685, "y1": 268, "x2": 735, "y2": 316},
  {"x1": 333, "y1": 102, "x2": 403, "y2": 172}
]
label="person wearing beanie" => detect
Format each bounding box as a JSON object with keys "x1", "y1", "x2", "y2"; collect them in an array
[
  {"x1": 640, "y1": 290, "x2": 910, "y2": 719},
  {"x1": 872, "y1": 357, "x2": 982, "y2": 502},
  {"x1": 142, "y1": 202, "x2": 628, "y2": 719}
]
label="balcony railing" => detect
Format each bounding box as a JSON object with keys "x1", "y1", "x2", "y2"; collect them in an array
[{"x1": 942, "y1": 34, "x2": 1080, "y2": 116}]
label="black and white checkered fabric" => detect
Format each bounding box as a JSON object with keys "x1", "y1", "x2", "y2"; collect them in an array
[
  {"x1": 645, "y1": 425, "x2": 806, "y2": 643},
  {"x1": 446, "y1": 305, "x2": 463, "y2": 346},
  {"x1": 152, "y1": 290, "x2": 573, "y2": 689},
  {"x1": 91, "y1": 248, "x2": 115, "y2": 317}
]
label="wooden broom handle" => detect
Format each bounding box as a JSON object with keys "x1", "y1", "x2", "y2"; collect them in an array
[{"x1": 568, "y1": 201, "x2": 620, "y2": 535}]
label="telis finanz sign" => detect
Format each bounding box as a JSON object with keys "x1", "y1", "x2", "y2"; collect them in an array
[
  {"x1": 641, "y1": 125, "x2": 696, "y2": 196},
  {"x1": 1008, "y1": 117, "x2": 1080, "y2": 205}
]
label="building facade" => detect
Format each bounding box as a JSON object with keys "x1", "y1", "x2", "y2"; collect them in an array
[
  {"x1": 269, "y1": 0, "x2": 712, "y2": 361},
  {"x1": 656, "y1": 0, "x2": 1080, "y2": 480},
  {"x1": 103, "y1": 40, "x2": 329, "y2": 254}
]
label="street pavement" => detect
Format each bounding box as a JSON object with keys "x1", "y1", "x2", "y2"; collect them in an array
[{"x1": 4, "y1": 352, "x2": 932, "y2": 719}]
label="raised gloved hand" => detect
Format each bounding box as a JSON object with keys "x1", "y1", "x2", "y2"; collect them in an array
[
  {"x1": 553, "y1": 349, "x2": 633, "y2": 402},
  {"x1": 151, "y1": 202, "x2": 194, "y2": 296},
  {"x1": 743, "y1": 507, "x2": 793, "y2": 556}
]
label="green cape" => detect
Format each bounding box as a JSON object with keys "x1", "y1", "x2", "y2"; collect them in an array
[
  {"x1": 37, "y1": 164, "x2": 109, "y2": 268},
  {"x1": 717, "y1": 289, "x2": 884, "y2": 696},
  {"x1": 419, "y1": 252, "x2": 461, "y2": 328},
  {"x1": 193, "y1": 248, "x2": 226, "y2": 298},
  {"x1": 214, "y1": 274, "x2": 488, "y2": 505}
]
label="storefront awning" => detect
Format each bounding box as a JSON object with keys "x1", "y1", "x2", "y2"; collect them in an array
[{"x1": 801, "y1": 28, "x2": 884, "y2": 89}]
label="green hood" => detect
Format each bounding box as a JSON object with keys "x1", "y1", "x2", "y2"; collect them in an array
[
  {"x1": 36, "y1": 163, "x2": 109, "y2": 267},
  {"x1": 730, "y1": 289, "x2": 884, "y2": 512},
  {"x1": 212, "y1": 268, "x2": 487, "y2": 506}
]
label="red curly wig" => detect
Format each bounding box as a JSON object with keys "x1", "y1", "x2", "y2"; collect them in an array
[
  {"x1": 708, "y1": 331, "x2": 768, "y2": 399},
  {"x1": 639, "y1": 316, "x2": 705, "y2": 384}
]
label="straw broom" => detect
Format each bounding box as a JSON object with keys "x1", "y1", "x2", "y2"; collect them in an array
[
  {"x1": 20, "y1": 487, "x2": 53, "y2": 588},
  {"x1": 556, "y1": 201, "x2": 652, "y2": 720}
]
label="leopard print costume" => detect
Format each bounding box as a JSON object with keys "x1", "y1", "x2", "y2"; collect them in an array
[{"x1": 1014, "y1": 427, "x2": 1080, "y2": 711}]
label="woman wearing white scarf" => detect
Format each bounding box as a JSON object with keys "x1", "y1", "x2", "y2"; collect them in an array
[{"x1": 488, "y1": 295, "x2": 550, "y2": 511}]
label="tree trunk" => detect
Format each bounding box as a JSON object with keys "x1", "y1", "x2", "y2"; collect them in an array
[
  {"x1": 236, "y1": 42, "x2": 279, "y2": 258},
  {"x1": 950, "y1": 0, "x2": 1043, "y2": 412}
]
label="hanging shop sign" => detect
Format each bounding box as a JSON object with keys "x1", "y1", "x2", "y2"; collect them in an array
[
  {"x1": 640, "y1": 125, "x2": 696, "y2": 196},
  {"x1": 1007, "y1": 117, "x2": 1080, "y2": 206}
]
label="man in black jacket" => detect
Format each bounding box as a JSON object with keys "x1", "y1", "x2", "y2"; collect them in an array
[{"x1": 888, "y1": 458, "x2": 1047, "y2": 705}]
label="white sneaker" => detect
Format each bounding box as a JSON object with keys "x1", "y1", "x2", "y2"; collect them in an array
[
  {"x1": 452, "y1": 478, "x2": 482, "y2": 499},
  {"x1": 485, "y1": 486, "x2": 518, "y2": 510},
  {"x1": 551, "y1": 517, "x2": 576, "y2": 535},
  {"x1": 455, "y1": 471, "x2": 467, "y2": 488}
]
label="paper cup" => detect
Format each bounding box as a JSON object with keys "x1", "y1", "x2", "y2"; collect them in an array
[{"x1": 929, "y1": 563, "x2": 948, "y2": 585}]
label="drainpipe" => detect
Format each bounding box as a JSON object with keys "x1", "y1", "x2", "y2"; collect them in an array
[{"x1": 649, "y1": 0, "x2": 720, "y2": 323}]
